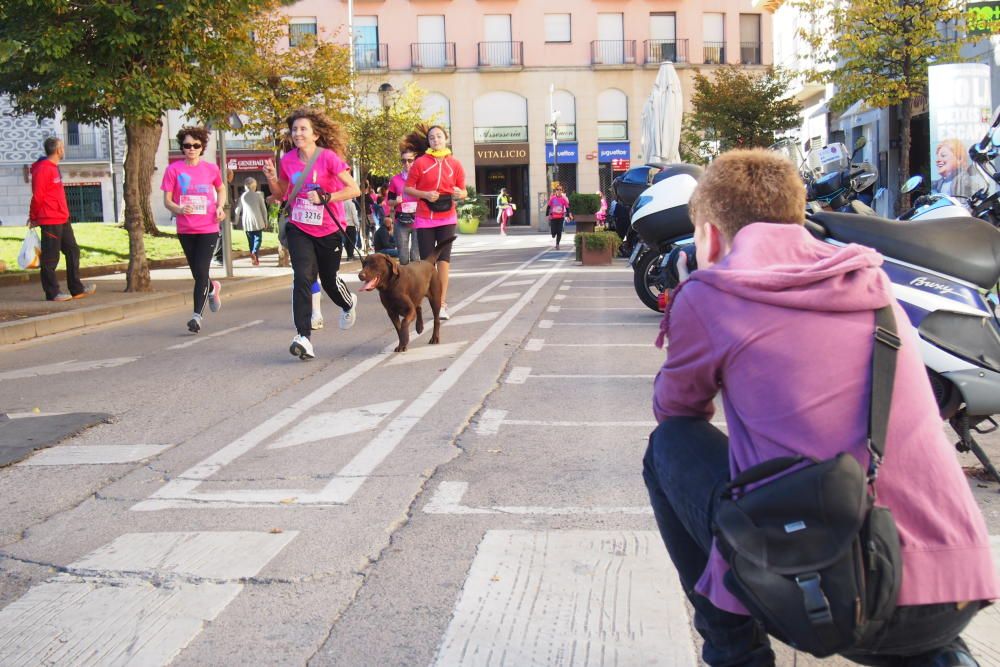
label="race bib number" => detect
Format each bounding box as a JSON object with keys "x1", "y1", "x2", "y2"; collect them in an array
[
  {"x1": 551, "y1": 205, "x2": 564, "y2": 215},
  {"x1": 180, "y1": 195, "x2": 208, "y2": 215},
  {"x1": 400, "y1": 201, "x2": 417, "y2": 214},
  {"x1": 292, "y1": 197, "x2": 324, "y2": 225}
]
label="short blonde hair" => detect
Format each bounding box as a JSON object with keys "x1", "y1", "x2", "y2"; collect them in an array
[{"x1": 689, "y1": 149, "x2": 805, "y2": 240}]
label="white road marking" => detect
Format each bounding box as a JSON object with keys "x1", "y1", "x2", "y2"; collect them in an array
[
  {"x1": 445, "y1": 312, "x2": 501, "y2": 326},
  {"x1": 559, "y1": 285, "x2": 570, "y2": 291},
  {"x1": 505, "y1": 367, "x2": 531, "y2": 384},
  {"x1": 19, "y1": 444, "x2": 174, "y2": 466},
  {"x1": 556, "y1": 306, "x2": 650, "y2": 311},
  {"x1": 0, "y1": 357, "x2": 139, "y2": 382},
  {"x1": 524, "y1": 338, "x2": 545, "y2": 351},
  {"x1": 501, "y1": 279, "x2": 534, "y2": 287},
  {"x1": 133, "y1": 249, "x2": 566, "y2": 510},
  {"x1": 0, "y1": 531, "x2": 296, "y2": 666},
  {"x1": 384, "y1": 341, "x2": 468, "y2": 366},
  {"x1": 475, "y1": 409, "x2": 508, "y2": 435},
  {"x1": 521, "y1": 372, "x2": 655, "y2": 381},
  {"x1": 433, "y1": 530, "x2": 697, "y2": 666},
  {"x1": 267, "y1": 401, "x2": 403, "y2": 450},
  {"x1": 535, "y1": 342, "x2": 654, "y2": 348},
  {"x1": 539, "y1": 319, "x2": 554, "y2": 329},
  {"x1": 546, "y1": 321, "x2": 659, "y2": 327},
  {"x1": 546, "y1": 305, "x2": 562, "y2": 312},
  {"x1": 554, "y1": 294, "x2": 566, "y2": 300},
  {"x1": 562, "y1": 285, "x2": 634, "y2": 289},
  {"x1": 477, "y1": 292, "x2": 521, "y2": 303},
  {"x1": 167, "y1": 320, "x2": 264, "y2": 350}
]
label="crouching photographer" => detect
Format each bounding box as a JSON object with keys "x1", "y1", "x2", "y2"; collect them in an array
[{"x1": 643, "y1": 149, "x2": 997, "y2": 666}]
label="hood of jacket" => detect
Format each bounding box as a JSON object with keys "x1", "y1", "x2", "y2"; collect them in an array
[{"x1": 690, "y1": 222, "x2": 893, "y2": 313}]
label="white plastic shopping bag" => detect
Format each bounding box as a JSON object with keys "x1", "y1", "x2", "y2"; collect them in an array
[{"x1": 18, "y1": 227, "x2": 41, "y2": 270}]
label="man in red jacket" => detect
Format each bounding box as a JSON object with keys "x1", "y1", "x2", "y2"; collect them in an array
[{"x1": 29, "y1": 136, "x2": 95, "y2": 301}]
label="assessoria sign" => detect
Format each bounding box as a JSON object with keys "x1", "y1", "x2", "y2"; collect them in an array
[{"x1": 474, "y1": 143, "x2": 530, "y2": 165}]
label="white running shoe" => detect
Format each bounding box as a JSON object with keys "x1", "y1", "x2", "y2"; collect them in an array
[
  {"x1": 289, "y1": 334, "x2": 315, "y2": 360},
  {"x1": 339, "y1": 294, "x2": 357, "y2": 330},
  {"x1": 208, "y1": 280, "x2": 222, "y2": 312},
  {"x1": 439, "y1": 303, "x2": 450, "y2": 320},
  {"x1": 311, "y1": 316, "x2": 324, "y2": 330}
]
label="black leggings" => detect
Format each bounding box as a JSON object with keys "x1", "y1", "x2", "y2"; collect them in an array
[
  {"x1": 549, "y1": 218, "x2": 564, "y2": 245},
  {"x1": 178, "y1": 232, "x2": 217, "y2": 316},
  {"x1": 417, "y1": 223, "x2": 456, "y2": 263},
  {"x1": 286, "y1": 223, "x2": 353, "y2": 337}
]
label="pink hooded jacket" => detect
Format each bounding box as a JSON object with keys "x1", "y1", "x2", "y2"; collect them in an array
[{"x1": 653, "y1": 222, "x2": 998, "y2": 615}]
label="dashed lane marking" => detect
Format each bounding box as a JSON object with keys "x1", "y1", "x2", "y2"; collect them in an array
[
  {"x1": 266, "y1": 401, "x2": 403, "y2": 450},
  {"x1": 0, "y1": 531, "x2": 296, "y2": 666},
  {"x1": 384, "y1": 341, "x2": 469, "y2": 366},
  {"x1": 167, "y1": 320, "x2": 264, "y2": 350},
  {"x1": 0, "y1": 358, "x2": 139, "y2": 382},
  {"x1": 18, "y1": 444, "x2": 174, "y2": 466},
  {"x1": 432, "y1": 530, "x2": 697, "y2": 666}
]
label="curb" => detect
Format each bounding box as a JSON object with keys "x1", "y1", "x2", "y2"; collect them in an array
[{"x1": 0, "y1": 272, "x2": 294, "y2": 346}]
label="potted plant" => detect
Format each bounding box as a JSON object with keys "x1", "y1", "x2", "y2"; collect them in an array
[
  {"x1": 575, "y1": 230, "x2": 621, "y2": 266},
  {"x1": 457, "y1": 185, "x2": 487, "y2": 234},
  {"x1": 568, "y1": 192, "x2": 602, "y2": 234}
]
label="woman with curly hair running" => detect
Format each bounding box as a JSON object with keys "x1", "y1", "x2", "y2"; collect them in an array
[{"x1": 262, "y1": 108, "x2": 361, "y2": 360}]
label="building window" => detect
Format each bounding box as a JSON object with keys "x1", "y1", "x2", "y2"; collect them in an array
[
  {"x1": 289, "y1": 18, "x2": 317, "y2": 47},
  {"x1": 739, "y1": 14, "x2": 761, "y2": 65},
  {"x1": 597, "y1": 89, "x2": 628, "y2": 140},
  {"x1": 703, "y1": 13, "x2": 725, "y2": 64},
  {"x1": 544, "y1": 14, "x2": 571, "y2": 43}
]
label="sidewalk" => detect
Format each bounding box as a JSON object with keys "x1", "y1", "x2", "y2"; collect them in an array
[{"x1": 0, "y1": 252, "x2": 365, "y2": 345}]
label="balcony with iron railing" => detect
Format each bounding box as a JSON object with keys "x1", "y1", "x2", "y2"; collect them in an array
[
  {"x1": 644, "y1": 39, "x2": 689, "y2": 65},
  {"x1": 61, "y1": 130, "x2": 107, "y2": 161},
  {"x1": 703, "y1": 41, "x2": 726, "y2": 65},
  {"x1": 590, "y1": 40, "x2": 637, "y2": 68},
  {"x1": 740, "y1": 41, "x2": 762, "y2": 65},
  {"x1": 477, "y1": 41, "x2": 523, "y2": 70},
  {"x1": 410, "y1": 42, "x2": 457, "y2": 71},
  {"x1": 354, "y1": 43, "x2": 389, "y2": 72}
]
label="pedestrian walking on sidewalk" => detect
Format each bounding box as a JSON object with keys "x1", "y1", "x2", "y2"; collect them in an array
[
  {"x1": 496, "y1": 187, "x2": 514, "y2": 236},
  {"x1": 234, "y1": 177, "x2": 268, "y2": 266},
  {"x1": 262, "y1": 107, "x2": 361, "y2": 361},
  {"x1": 28, "y1": 136, "x2": 96, "y2": 302},
  {"x1": 403, "y1": 124, "x2": 467, "y2": 320},
  {"x1": 161, "y1": 126, "x2": 226, "y2": 333}
]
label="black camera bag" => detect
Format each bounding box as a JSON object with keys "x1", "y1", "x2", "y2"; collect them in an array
[{"x1": 712, "y1": 306, "x2": 903, "y2": 657}]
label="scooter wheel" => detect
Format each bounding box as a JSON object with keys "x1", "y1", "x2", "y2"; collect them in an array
[{"x1": 633, "y1": 250, "x2": 666, "y2": 312}]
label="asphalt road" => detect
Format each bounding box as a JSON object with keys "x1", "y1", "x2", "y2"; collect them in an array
[{"x1": 1, "y1": 233, "x2": 998, "y2": 666}]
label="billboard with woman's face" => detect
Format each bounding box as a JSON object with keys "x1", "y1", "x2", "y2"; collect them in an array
[{"x1": 928, "y1": 63, "x2": 992, "y2": 199}]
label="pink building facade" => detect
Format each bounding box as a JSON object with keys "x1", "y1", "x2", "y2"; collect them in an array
[{"x1": 155, "y1": 0, "x2": 771, "y2": 229}]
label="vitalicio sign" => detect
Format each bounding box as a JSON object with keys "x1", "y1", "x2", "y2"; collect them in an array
[{"x1": 474, "y1": 143, "x2": 530, "y2": 166}]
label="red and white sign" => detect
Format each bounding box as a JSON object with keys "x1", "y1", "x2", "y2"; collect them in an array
[
  {"x1": 225, "y1": 154, "x2": 274, "y2": 172},
  {"x1": 611, "y1": 158, "x2": 630, "y2": 172}
]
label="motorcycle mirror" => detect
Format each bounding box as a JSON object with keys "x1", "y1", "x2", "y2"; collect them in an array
[
  {"x1": 851, "y1": 136, "x2": 866, "y2": 159},
  {"x1": 901, "y1": 175, "x2": 923, "y2": 194}
]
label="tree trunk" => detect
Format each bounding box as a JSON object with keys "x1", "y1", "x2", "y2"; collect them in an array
[
  {"x1": 123, "y1": 121, "x2": 162, "y2": 292},
  {"x1": 140, "y1": 186, "x2": 160, "y2": 235},
  {"x1": 898, "y1": 97, "x2": 912, "y2": 215}
]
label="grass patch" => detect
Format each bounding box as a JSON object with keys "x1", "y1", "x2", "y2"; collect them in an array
[{"x1": 0, "y1": 223, "x2": 279, "y2": 273}]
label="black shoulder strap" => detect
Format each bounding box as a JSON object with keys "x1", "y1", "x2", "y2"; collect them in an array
[{"x1": 867, "y1": 305, "x2": 901, "y2": 479}]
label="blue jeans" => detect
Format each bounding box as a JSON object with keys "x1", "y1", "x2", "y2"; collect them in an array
[
  {"x1": 245, "y1": 230, "x2": 263, "y2": 254},
  {"x1": 643, "y1": 417, "x2": 982, "y2": 667}
]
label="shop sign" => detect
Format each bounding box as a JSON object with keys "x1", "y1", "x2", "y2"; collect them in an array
[
  {"x1": 474, "y1": 142, "x2": 530, "y2": 165},
  {"x1": 545, "y1": 142, "x2": 578, "y2": 164},
  {"x1": 473, "y1": 126, "x2": 528, "y2": 143},
  {"x1": 968, "y1": 1, "x2": 1000, "y2": 36},
  {"x1": 611, "y1": 159, "x2": 630, "y2": 172},
  {"x1": 598, "y1": 142, "x2": 631, "y2": 163},
  {"x1": 224, "y1": 154, "x2": 274, "y2": 172}
]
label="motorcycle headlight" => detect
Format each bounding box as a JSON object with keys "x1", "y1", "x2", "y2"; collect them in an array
[{"x1": 634, "y1": 195, "x2": 653, "y2": 213}]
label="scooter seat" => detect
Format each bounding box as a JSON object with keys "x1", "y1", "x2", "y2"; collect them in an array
[{"x1": 809, "y1": 211, "x2": 1000, "y2": 289}]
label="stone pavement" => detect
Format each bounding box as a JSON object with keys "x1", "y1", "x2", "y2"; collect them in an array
[{"x1": 0, "y1": 251, "x2": 350, "y2": 345}]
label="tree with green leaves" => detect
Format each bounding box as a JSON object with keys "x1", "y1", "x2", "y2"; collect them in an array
[
  {"x1": 204, "y1": 9, "x2": 352, "y2": 266},
  {"x1": 0, "y1": 0, "x2": 278, "y2": 291},
  {"x1": 794, "y1": 0, "x2": 969, "y2": 210},
  {"x1": 680, "y1": 66, "x2": 802, "y2": 165}
]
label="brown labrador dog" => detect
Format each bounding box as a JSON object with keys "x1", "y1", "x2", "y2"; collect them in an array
[{"x1": 357, "y1": 237, "x2": 456, "y2": 352}]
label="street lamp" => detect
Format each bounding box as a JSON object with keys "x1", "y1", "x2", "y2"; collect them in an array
[
  {"x1": 548, "y1": 84, "x2": 561, "y2": 193},
  {"x1": 378, "y1": 82, "x2": 396, "y2": 111}
]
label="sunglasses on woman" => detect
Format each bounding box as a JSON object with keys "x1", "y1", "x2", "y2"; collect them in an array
[{"x1": 182, "y1": 143, "x2": 202, "y2": 150}]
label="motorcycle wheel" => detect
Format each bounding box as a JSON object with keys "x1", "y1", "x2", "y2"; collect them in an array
[{"x1": 633, "y1": 250, "x2": 666, "y2": 312}]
